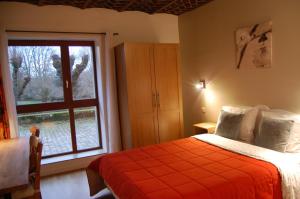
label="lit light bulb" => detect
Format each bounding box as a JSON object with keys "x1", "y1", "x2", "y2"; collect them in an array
[
  {"x1": 195, "y1": 83, "x2": 203, "y2": 89},
  {"x1": 195, "y1": 80, "x2": 205, "y2": 90}
]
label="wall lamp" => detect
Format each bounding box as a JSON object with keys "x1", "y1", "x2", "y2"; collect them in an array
[{"x1": 195, "y1": 80, "x2": 206, "y2": 90}]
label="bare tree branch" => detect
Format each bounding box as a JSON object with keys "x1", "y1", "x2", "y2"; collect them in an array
[
  {"x1": 51, "y1": 54, "x2": 63, "y2": 86},
  {"x1": 17, "y1": 76, "x2": 31, "y2": 98},
  {"x1": 10, "y1": 48, "x2": 27, "y2": 98},
  {"x1": 51, "y1": 53, "x2": 89, "y2": 96},
  {"x1": 71, "y1": 54, "x2": 89, "y2": 85}
]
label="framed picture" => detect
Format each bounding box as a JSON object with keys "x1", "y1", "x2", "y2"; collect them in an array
[{"x1": 236, "y1": 21, "x2": 272, "y2": 69}]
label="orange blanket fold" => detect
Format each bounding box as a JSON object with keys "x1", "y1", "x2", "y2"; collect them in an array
[{"x1": 88, "y1": 137, "x2": 282, "y2": 199}]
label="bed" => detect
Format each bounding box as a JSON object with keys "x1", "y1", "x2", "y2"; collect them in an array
[
  {"x1": 87, "y1": 134, "x2": 300, "y2": 199},
  {"x1": 86, "y1": 106, "x2": 300, "y2": 199}
]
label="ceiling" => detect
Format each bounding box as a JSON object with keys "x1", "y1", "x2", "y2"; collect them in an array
[{"x1": 0, "y1": 0, "x2": 213, "y2": 15}]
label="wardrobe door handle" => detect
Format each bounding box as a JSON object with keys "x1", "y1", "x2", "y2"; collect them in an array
[
  {"x1": 157, "y1": 93, "x2": 160, "y2": 108},
  {"x1": 152, "y1": 93, "x2": 157, "y2": 107}
]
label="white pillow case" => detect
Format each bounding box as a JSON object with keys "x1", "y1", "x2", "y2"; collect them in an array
[
  {"x1": 221, "y1": 105, "x2": 258, "y2": 143},
  {"x1": 253, "y1": 105, "x2": 271, "y2": 138},
  {"x1": 261, "y1": 110, "x2": 300, "y2": 153}
]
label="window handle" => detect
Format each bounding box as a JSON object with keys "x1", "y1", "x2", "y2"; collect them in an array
[{"x1": 66, "y1": 80, "x2": 69, "y2": 89}]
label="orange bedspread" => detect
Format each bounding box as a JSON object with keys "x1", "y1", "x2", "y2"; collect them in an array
[{"x1": 91, "y1": 138, "x2": 282, "y2": 199}]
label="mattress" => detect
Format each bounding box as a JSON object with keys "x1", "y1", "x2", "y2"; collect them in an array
[{"x1": 93, "y1": 137, "x2": 282, "y2": 199}]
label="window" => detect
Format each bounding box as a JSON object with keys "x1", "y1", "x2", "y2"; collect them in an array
[{"x1": 8, "y1": 40, "x2": 102, "y2": 158}]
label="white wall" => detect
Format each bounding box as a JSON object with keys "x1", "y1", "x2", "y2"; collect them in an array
[
  {"x1": 0, "y1": 2, "x2": 179, "y2": 45},
  {"x1": 0, "y1": 1, "x2": 179, "y2": 134},
  {"x1": 0, "y1": 2, "x2": 179, "y2": 175},
  {"x1": 179, "y1": 0, "x2": 300, "y2": 136}
]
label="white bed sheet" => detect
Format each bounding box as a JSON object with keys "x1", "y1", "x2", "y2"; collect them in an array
[{"x1": 193, "y1": 134, "x2": 300, "y2": 199}]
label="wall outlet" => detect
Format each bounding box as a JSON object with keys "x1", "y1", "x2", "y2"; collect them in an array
[{"x1": 201, "y1": 107, "x2": 206, "y2": 113}]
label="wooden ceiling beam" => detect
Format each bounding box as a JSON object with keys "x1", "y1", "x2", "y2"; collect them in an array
[
  {"x1": 82, "y1": 0, "x2": 94, "y2": 9},
  {"x1": 38, "y1": 0, "x2": 44, "y2": 6},
  {"x1": 0, "y1": 0, "x2": 213, "y2": 15},
  {"x1": 120, "y1": 0, "x2": 137, "y2": 11},
  {"x1": 154, "y1": 0, "x2": 177, "y2": 13}
]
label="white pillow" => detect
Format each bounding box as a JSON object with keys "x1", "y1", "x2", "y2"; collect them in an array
[
  {"x1": 221, "y1": 105, "x2": 258, "y2": 143},
  {"x1": 253, "y1": 105, "x2": 271, "y2": 139},
  {"x1": 255, "y1": 111, "x2": 294, "y2": 152},
  {"x1": 262, "y1": 110, "x2": 300, "y2": 153}
]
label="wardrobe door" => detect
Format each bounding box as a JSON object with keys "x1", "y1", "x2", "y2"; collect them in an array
[
  {"x1": 153, "y1": 44, "x2": 183, "y2": 143},
  {"x1": 125, "y1": 44, "x2": 159, "y2": 148}
]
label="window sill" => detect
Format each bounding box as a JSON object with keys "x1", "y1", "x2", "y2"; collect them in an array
[{"x1": 41, "y1": 148, "x2": 106, "y2": 165}]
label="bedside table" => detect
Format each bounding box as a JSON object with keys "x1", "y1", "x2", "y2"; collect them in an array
[{"x1": 193, "y1": 122, "x2": 216, "y2": 134}]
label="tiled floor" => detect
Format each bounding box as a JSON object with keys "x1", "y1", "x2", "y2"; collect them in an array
[{"x1": 19, "y1": 118, "x2": 100, "y2": 156}]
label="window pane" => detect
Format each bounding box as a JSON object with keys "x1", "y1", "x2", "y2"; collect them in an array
[
  {"x1": 69, "y1": 46, "x2": 96, "y2": 100},
  {"x1": 74, "y1": 107, "x2": 100, "y2": 150},
  {"x1": 8, "y1": 46, "x2": 64, "y2": 105},
  {"x1": 18, "y1": 110, "x2": 72, "y2": 156}
]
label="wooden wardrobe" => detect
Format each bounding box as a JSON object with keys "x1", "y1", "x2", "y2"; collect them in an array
[{"x1": 115, "y1": 43, "x2": 183, "y2": 149}]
